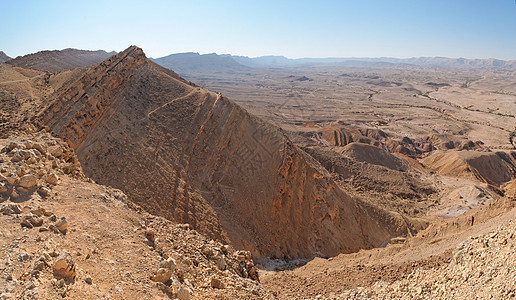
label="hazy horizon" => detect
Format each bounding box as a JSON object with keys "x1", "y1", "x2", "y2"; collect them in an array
[{"x1": 2, "y1": 0, "x2": 516, "y2": 60}]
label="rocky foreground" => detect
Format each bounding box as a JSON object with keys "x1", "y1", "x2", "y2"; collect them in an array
[
  {"x1": 0, "y1": 129, "x2": 271, "y2": 299},
  {"x1": 340, "y1": 218, "x2": 515, "y2": 299}
]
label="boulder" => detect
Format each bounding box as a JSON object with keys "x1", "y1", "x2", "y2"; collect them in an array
[{"x1": 18, "y1": 174, "x2": 37, "y2": 189}]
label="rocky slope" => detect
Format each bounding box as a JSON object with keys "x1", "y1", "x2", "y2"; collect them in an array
[
  {"x1": 35, "y1": 46, "x2": 423, "y2": 259},
  {"x1": 0, "y1": 130, "x2": 270, "y2": 299},
  {"x1": 6, "y1": 49, "x2": 115, "y2": 72},
  {"x1": 340, "y1": 216, "x2": 516, "y2": 299}
]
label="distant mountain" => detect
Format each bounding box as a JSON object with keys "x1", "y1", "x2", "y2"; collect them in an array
[
  {"x1": 6, "y1": 48, "x2": 116, "y2": 72},
  {"x1": 152, "y1": 52, "x2": 249, "y2": 74},
  {"x1": 0, "y1": 51, "x2": 11, "y2": 63},
  {"x1": 232, "y1": 55, "x2": 292, "y2": 67},
  {"x1": 232, "y1": 55, "x2": 516, "y2": 70}
]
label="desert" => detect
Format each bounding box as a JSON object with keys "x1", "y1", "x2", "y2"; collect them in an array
[{"x1": 1, "y1": 1, "x2": 516, "y2": 299}]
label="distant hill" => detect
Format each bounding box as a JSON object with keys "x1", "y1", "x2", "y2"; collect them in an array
[
  {"x1": 152, "y1": 52, "x2": 250, "y2": 74},
  {"x1": 232, "y1": 55, "x2": 516, "y2": 70},
  {"x1": 0, "y1": 51, "x2": 11, "y2": 63},
  {"x1": 6, "y1": 48, "x2": 116, "y2": 72}
]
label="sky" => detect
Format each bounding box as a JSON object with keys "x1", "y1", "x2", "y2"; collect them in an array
[{"x1": 2, "y1": 0, "x2": 516, "y2": 60}]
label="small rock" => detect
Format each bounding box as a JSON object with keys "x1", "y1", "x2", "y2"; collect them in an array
[
  {"x1": 177, "y1": 287, "x2": 191, "y2": 300},
  {"x1": 53, "y1": 251, "x2": 76, "y2": 280},
  {"x1": 24, "y1": 214, "x2": 44, "y2": 227},
  {"x1": 221, "y1": 244, "x2": 231, "y2": 254},
  {"x1": 45, "y1": 173, "x2": 59, "y2": 185},
  {"x1": 1, "y1": 203, "x2": 22, "y2": 215},
  {"x1": 5, "y1": 174, "x2": 17, "y2": 185},
  {"x1": 21, "y1": 219, "x2": 33, "y2": 228},
  {"x1": 49, "y1": 146, "x2": 63, "y2": 157},
  {"x1": 55, "y1": 217, "x2": 68, "y2": 234},
  {"x1": 160, "y1": 257, "x2": 176, "y2": 271},
  {"x1": 49, "y1": 214, "x2": 57, "y2": 222},
  {"x1": 38, "y1": 186, "x2": 51, "y2": 198},
  {"x1": 210, "y1": 277, "x2": 225, "y2": 289},
  {"x1": 215, "y1": 255, "x2": 226, "y2": 270},
  {"x1": 18, "y1": 174, "x2": 37, "y2": 189},
  {"x1": 145, "y1": 230, "x2": 155, "y2": 242},
  {"x1": 17, "y1": 251, "x2": 30, "y2": 262},
  {"x1": 151, "y1": 268, "x2": 172, "y2": 283},
  {"x1": 84, "y1": 275, "x2": 93, "y2": 285},
  {"x1": 33, "y1": 260, "x2": 46, "y2": 271},
  {"x1": 31, "y1": 207, "x2": 46, "y2": 217}
]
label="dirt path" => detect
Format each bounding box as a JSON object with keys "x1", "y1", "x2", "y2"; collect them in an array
[{"x1": 0, "y1": 74, "x2": 45, "y2": 84}]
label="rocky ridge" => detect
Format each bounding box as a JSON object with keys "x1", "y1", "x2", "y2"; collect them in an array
[
  {"x1": 36, "y1": 46, "x2": 423, "y2": 259},
  {"x1": 6, "y1": 49, "x2": 115, "y2": 72}
]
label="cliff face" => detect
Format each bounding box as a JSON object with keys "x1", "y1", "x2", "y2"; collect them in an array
[{"x1": 38, "y1": 46, "x2": 415, "y2": 259}]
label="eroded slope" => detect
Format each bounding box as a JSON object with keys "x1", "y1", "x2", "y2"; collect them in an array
[{"x1": 36, "y1": 46, "x2": 420, "y2": 259}]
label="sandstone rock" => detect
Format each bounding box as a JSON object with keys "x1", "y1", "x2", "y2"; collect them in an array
[
  {"x1": 150, "y1": 268, "x2": 172, "y2": 283},
  {"x1": 18, "y1": 174, "x2": 37, "y2": 189},
  {"x1": 248, "y1": 266, "x2": 259, "y2": 281},
  {"x1": 55, "y1": 217, "x2": 68, "y2": 234},
  {"x1": 53, "y1": 251, "x2": 76, "y2": 280},
  {"x1": 210, "y1": 277, "x2": 225, "y2": 289},
  {"x1": 45, "y1": 173, "x2": 59, "y2": 185},
  {"x1": 32, "y1": 143, "x2": 46, "y2": 155}
]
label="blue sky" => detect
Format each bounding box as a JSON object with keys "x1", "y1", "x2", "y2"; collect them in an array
[{"x1": 2, "y1": 0, "x2": 516, "y2": 59}]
